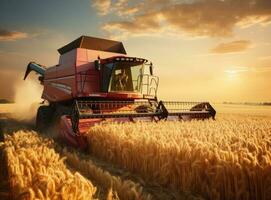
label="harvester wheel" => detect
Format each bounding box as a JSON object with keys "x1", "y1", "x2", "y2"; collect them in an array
[{"x1": 36, "y1": 106, "x2": 53, "y2": 132}]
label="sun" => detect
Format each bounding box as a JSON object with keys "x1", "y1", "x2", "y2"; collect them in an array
[
  {"x1": 224, "y1": 67, "x2": 248, "y2": 81},
  {"x1": 225, "y1": 70, "x2": 239, "y2": 80}
]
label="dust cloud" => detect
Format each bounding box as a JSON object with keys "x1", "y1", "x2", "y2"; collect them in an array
[
  {"x1": 11, "y1": 78, "x2": 43, "y2": 123},
  {"x1": 10, "y1": 78, "x2": 59, "y2": 138}
]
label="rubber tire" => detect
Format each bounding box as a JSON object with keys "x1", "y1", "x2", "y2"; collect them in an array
[{"x1": 36, "y1": 106, "x2": 53, "y2": 132}]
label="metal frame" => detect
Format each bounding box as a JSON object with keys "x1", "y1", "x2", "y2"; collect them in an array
[
  {"x1": 77, "y1": 71, "x2": 90, "y2": 94},
  {"x1": 71, "y1": 100, "x2": 216, "y2": 133},
  {"x1": 139, "y1": 74, "x2": 159, "y2": 97}
]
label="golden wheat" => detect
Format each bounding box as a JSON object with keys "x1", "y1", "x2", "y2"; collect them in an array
[
  {"x1": 61, "y1": 147, "x2": 153, "y2": 200},
  {"x1": 3, "y1": 131, "x2": 97, "y2": 200},
  {"x1": 86, "y1": 114, "x2": 271, "y2": 200},
  {"x1": 2, "y1": 130, "x2": 155, "y2": 200}
]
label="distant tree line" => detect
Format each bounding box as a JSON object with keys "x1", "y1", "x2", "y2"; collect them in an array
[
  {"x1": 0, "y1": 99, "x2": 12, "y2": 104},
  {"x1": 223, "y1": 102, "x2": 271, "y2": 106}
]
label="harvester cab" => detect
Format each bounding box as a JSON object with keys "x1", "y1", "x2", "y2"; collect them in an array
[
  {"x1": 96, "y1": 56, "x2": 158, "y2": 97},
  {"x1": 24, "y1": 35, "x2": 216, "y2": 149}
]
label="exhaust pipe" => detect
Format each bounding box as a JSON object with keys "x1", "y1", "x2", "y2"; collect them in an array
[{"x1": 24, "y1": 62, "x2": 46, "y2": 81}]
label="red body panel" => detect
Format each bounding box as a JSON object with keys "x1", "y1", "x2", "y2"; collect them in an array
[
  {"x1": 39, "y1": 41, "x2": 156, "y2": 149},
  {"x1": 42, "y1": 48, "x2": 138, "y2": 102}
]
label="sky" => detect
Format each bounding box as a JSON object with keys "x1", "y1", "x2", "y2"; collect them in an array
[{"x1": 0, "y1": 0, "x2": 271, "y2": 102}]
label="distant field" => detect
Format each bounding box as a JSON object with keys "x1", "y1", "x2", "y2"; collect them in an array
[
  {"x1": 0, "y1": 104, "x2": 14, "y2": 114},
  {"x1": 0, "y1": 103, "x2": 39, "y2": 120},
  {"x1": 214, "y1": 103, "x2": 271, "y2": 116}
]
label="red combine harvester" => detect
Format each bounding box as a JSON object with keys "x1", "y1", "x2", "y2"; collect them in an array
[{"x1": 24, "y1": 36, "x2": 216, "y2": 149}]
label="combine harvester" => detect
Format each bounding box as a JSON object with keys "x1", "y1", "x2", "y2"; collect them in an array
[{"x1": 24, "y1": 36, "x2": 216, "y2": 148}]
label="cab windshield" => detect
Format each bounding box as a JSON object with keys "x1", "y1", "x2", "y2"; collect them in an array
[{"x1": 109, "y1": 62, "x2": 144, "y2": 92}]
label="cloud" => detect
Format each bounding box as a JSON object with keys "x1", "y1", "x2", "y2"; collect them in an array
[
  {"x1": 0, "y1": 29, "x2": 28, "y2": 41},
  {"x1": 117, "y1": 6, "x2": 139, "y2": 16},
  {"x1": 103, "y1": 12, "x2": 161, "y2": 32},
  {"x1": 92, "y1": 0, "x2": 141, "y2": 17},
  {"x1": 210, "y1": 40, "x2": 252, "y2": 54},
  {"x1": 256, "y1": 56, "x2": 271, "y2": 68},
  {"x1": 92, "y1": 0, "x2": 111, "y2": 15},
  {"x1": 95, "y1": 0, "x2": 271, "y2": 38},
  {"x1": 259, "y1": 56, "x2": 271, "y2": 61},
  {"x1": 224, "y1": 67, "x2": 250, "y2": 75}
]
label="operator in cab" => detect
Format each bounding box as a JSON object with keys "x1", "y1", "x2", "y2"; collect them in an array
[{"x1": 115, "y1": 69, "x2": 129, "y2": 91}]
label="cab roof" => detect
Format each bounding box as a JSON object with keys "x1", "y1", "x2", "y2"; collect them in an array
[{"x1": 58, "y1": 35, "x2": 127, "y2": 55}]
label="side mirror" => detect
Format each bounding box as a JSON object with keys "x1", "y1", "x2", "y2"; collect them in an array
[
  {"x1": 94, "y1": 60, "x2": 101, "y2": 71},
  {"x1": 150, "y1": 62, "x2": 153, "y2": 75}
]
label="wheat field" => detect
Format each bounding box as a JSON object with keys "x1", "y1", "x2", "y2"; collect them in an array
[
  {"x1": 1, "y1": 131, "x2": 159, "y2": 200},
  {"x1": 2, "y1": 131, "x2": 97, "y2": 200},
  {"x1": 1, "y1": 105, "x2": 271, "y2": 200},
  {"x1": 86, "y1": 114, "x2": 271, "y2": 200}
]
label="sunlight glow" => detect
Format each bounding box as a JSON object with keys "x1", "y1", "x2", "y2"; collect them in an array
[{"x1": 224, "y1": 67, "x2": 248, "y2": 81}]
